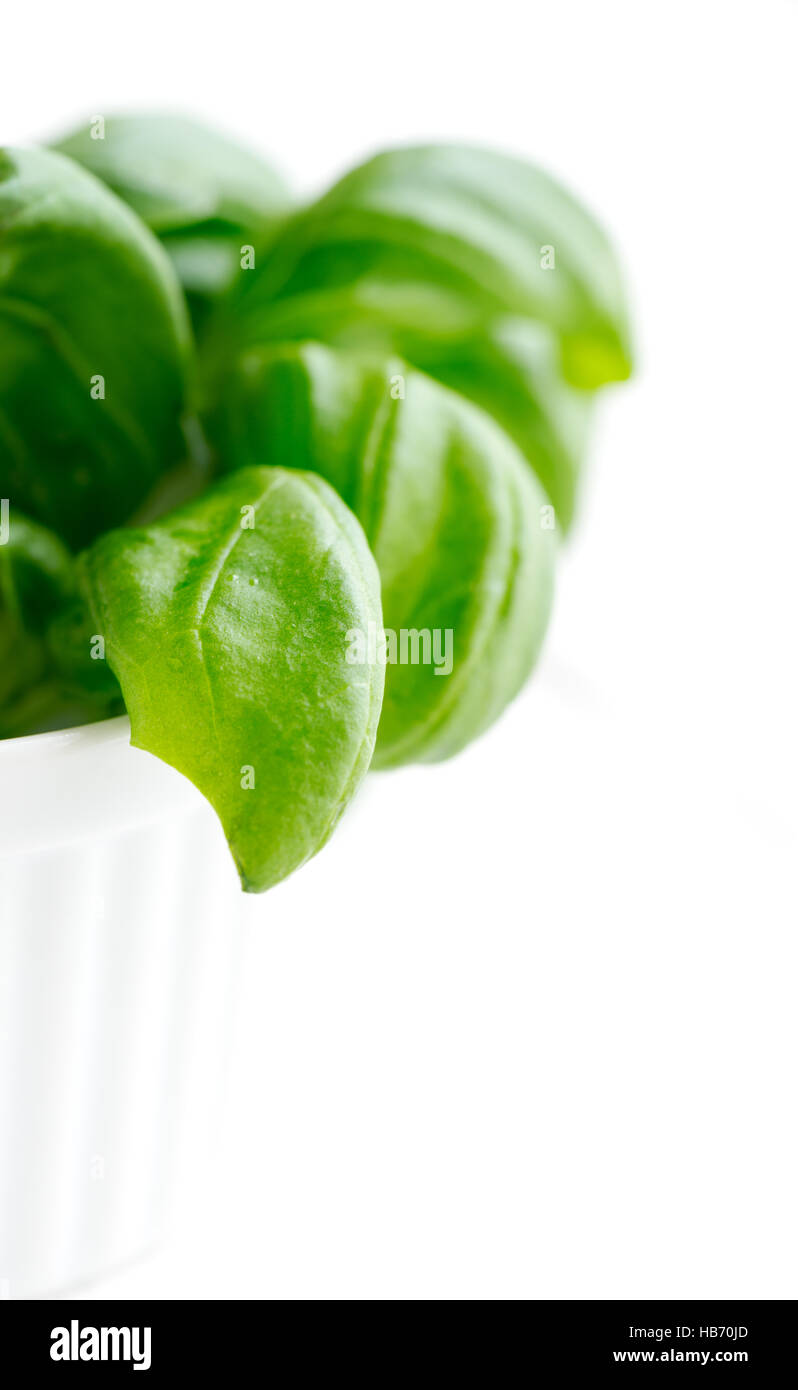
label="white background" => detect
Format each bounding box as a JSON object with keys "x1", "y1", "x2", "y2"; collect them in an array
[{"x1": 5, "y1": 0, "x2": 797, "y2": 1298}]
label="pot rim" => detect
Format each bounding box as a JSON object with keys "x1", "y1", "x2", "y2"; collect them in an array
[{"x1": 0, "y1": 713, "x2": 130, "y2": 762}]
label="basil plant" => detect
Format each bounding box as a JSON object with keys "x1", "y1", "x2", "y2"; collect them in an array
[{"x1": 0, "y1": 117, "x2": 631, "y2": 892}]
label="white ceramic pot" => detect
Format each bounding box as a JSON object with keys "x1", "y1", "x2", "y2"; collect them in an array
[{"x1": 0, "y1": 716, "x2": 244, "y2": 1298}]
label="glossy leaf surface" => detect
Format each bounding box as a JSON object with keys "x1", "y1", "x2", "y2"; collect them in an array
[{"x1": 80, "y1": 466, "x2": 385, "y2": 890}]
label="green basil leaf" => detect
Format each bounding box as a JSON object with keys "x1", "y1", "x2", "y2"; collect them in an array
[
  {"x1": 0, "y1": 602, "x2": 121, "y2": 742},
  {"x1": 210, "y1": 143, "x2": 631, "y2": 392},
  {"x1": 0, "y1": 146, "x2": 192, "y2": 548},
  {"x1": 0, "y1": 508, "x2": 69, "y2": 722},
  {"x1": 79, "y1": 466, "x2": 385, "y2": 892},
  {"x1": 0, "y1": 507, "x2": 75, "y2": 633},
  {"x1": 209, "y1": 342, "x2": 556, "y2": 767},
  {"x1": 0, "y1": 671, "x2": 123, "y2": 739},
  {"x1": 0, "y1": 608, "x2": 48, "y2": 712},
  {"x1": 399, "y1": 319, "x2": 594, "y2": 530},
  {"x1": 202, "y1": 143, "x2": 629, "y2": 524},
  {"x1": 45, "y1": 597, "x2": 123, "y2": 700},
  {"x1": 0, "y1": 507, "x2": 123, "y2": 735},
  {"x1": 52, "y1": 115, "x2": 292, "y2": 304}
]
